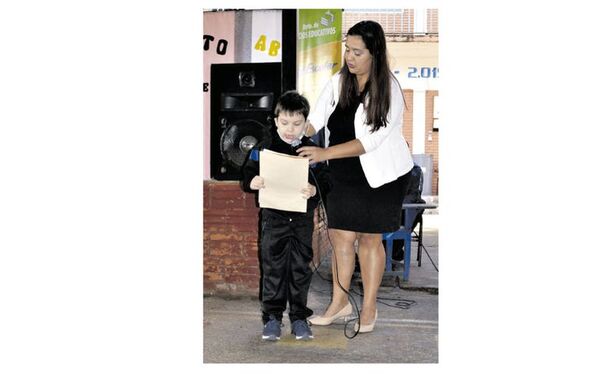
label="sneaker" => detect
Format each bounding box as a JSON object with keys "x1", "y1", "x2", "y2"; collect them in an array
[
  {"x1": 262, "y1": 316, "x2": 282, "y2": 341},
  {"x1": 291, "y1": 319, "x2": 314, "y2": 341}
]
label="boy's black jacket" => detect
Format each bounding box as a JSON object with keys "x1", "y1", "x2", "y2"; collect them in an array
[{"x1": 241, "y1": 129, "x2": 330, "y2": 217}]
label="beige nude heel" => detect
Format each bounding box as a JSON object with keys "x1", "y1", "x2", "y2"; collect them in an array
[
  {"x1": 309, "y1": 303, "x2": 353, "y2": 326},
  {"x1": 353, "y1": 310, "x2": 378, "y2": 333}
]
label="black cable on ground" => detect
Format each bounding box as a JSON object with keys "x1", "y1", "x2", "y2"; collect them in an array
[
  {"x1": 307, "y1": 168, "x2": 437, "y2": 337},
  {"x1": 309, "y1": 168, "x2": 360, "y2": 339},
  {"x1": 350, "y1": 288, "x2": 416, "y2": 310},
  {"x1": 420, "y1": 243, "x2": 439, "y2": 272}
]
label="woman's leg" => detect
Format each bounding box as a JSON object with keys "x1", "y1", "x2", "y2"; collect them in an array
[
  {"x1": 356, "y1": 232, "x2": 386, "y2": 323},
  {"x1": 321, "y1": 228, "x2": 357, "y2": 316}
]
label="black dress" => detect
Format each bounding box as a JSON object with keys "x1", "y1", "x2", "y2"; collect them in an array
[{"x1": 325, "y1": 92, "x2": 410, "y2": 233}]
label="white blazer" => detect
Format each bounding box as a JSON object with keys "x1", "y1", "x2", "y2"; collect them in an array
[{"x1": 307, "y1": 72, "x2": 414, "y2": 188}]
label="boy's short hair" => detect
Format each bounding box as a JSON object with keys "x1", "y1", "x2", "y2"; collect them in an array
[{"x1": 274, "y1": 90, "x2": 310, "y2": 120}]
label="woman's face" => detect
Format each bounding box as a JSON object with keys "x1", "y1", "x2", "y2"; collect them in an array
[{"x1": 344, "y1": 35, "x2": 373, "y2": 78}]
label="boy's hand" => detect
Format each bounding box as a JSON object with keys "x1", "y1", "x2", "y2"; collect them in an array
[
  {"x1": 301, "y1": 184, "x2": 317, "y2": 199},
  {"x1": 250, "y1": 176, "x2": 265, "y2": 190}
]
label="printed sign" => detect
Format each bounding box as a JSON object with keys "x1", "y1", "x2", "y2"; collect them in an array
[{"x1": 297, "y1": 9, "x2": 342, "y2": 107}]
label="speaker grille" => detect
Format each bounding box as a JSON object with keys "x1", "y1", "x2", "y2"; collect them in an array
[
  {"x1": 220, "y1": 119, "x2": 272, "y2": 168},
  {"x1": 210, "y1": 62, "x2": 281, "y2": 180}
]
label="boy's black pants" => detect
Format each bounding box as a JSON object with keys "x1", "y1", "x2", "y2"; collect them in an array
[{"x1": 260, "y1": 209, "x2": 314, "y2": 324}]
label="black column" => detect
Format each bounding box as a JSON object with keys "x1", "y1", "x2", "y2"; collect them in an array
[{"x1": 281, "y1": 9, "x2": 297, "y2": 92}]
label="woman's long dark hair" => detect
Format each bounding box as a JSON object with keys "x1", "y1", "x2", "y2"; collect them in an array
[{"x1": 339, "y1": 20, "x2": 401, "y2": 132}]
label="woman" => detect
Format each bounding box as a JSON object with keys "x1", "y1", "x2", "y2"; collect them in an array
[{"x1": 297, "y1": 20, "x2": 413, "y2": 333}]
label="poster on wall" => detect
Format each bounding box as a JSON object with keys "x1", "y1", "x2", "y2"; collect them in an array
[
  {"x1": 249, "y1": 10, "x2": 282, "y2": 63},
  {"x1": 203, "y1": 11, "x2": 235, "y2": 181},
  {"x1": 296, "y1": 9, "x2": 342, "y2": 108}
]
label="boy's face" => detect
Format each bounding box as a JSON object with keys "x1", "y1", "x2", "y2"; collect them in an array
[{"x1": 275, "y1": 111, "x2": 307, "y2": 144}]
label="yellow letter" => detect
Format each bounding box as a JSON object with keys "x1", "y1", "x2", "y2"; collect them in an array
[
  {"x1": 268, "y1": 40, "x2": 281, "y2": 56},
  {"x1": 254, "y1": 35, "x2": 266, "y2": 51}
]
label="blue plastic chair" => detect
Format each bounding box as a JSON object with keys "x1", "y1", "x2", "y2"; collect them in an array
[{"x1": 382, "y1": 206, "x2": 421, "y2": 282}]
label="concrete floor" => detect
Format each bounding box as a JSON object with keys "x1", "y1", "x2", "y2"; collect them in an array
[{"x1": 203, "y1": 215, "x2": 439, "y2": 363}]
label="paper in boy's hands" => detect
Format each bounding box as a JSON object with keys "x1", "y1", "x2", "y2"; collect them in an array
[{"x1": 258, "y1": 149, "x2": 309, "y2": 213}]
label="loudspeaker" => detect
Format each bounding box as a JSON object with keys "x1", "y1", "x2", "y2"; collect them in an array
[{"x1": 210, "y1": 62, "x2": 282, "y2": 180}]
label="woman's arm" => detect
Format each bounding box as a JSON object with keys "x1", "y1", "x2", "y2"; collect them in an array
[
  {"x1": 305, "y1": 122, "x2": 316, "y2": 137},
  {"x1": 357, "y1": 80, "x2": 404, "y2": 153},
  {"x1": 306, "y1": 78, "x2": 334, "y2": 135}
]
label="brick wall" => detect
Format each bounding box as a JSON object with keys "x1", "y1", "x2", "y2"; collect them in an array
[
  {"x1": 343, "y1": 10, "x2": 415, "y2": 36},
  {"x1": 425, "y1": 90, "x2": 439, "y2": 195},
  {"x1": 204, "y1": 180, "x2": 331, "y2": 297},
  {"x1": 203, "y1": 181, "x2": 261, "y2": 296}
]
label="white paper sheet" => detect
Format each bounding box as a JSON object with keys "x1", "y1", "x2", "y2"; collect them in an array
[{"x1": 258, "y1": 149, "x2": 309, "y2": 213}]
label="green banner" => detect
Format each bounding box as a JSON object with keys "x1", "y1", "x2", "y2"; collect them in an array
[
  {"x1": 298, "y1": 9, "x2": 341, "y2": 50},
  {"x1": 297, "y1": 9, "x2": 342, "y2": 107}
]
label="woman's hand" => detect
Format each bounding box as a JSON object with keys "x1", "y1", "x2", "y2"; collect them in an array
[
  {"x1": 301, "y1": 184, "x2": 317, "y2": 199},
  {"x1": 296, "y1": 146, "x2": 328, "y2": 164},
  {"x1": 249, "y1": 176, "x2": 265, "y2": 190},
  {"x1": 297, "y1": 140, "x2": 365, "y2": 163}
]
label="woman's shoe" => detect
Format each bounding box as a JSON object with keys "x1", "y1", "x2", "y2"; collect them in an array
[
  {"x1": 309, "y1": 303, "x2": 353, "y2": 326},
  {"x1": 354, "y1": 310, "x2": 378, "y2": 333}
]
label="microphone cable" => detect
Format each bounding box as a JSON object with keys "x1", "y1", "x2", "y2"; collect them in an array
[
  {"x1": 420, "y1": 242, "x2": 439, "y2": 272},
  {"x1": 307, "y1": 165, "x2": 361, "y2": 339},
  {"x1": 306, "y1": 156, "x2": 420, "y2": 336},
  {"x1": 350, "y1": 288, "x2": 416, "y2": 310}
]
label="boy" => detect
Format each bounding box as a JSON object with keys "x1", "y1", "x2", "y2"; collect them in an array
[{"x1": 241, "y1": 91, "x2": 325, "y2": 341}]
